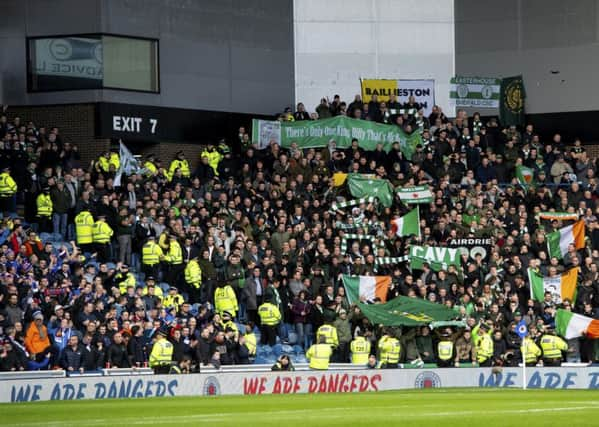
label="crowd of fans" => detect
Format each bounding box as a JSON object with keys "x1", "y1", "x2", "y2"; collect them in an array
[{"x1": 0, "y1": 94, "x2": 598, "y2": 374}]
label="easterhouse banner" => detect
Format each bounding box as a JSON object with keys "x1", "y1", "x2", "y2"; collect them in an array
[
  {"x1": 449, "y1": 76, "x2": 501, "y2": 109},
  {"x1": 360, "y1": 79, "x2": 435, "y2": 115},
  {"x1": 251, "y1": 116, "x2": 422, "y2": 160}
]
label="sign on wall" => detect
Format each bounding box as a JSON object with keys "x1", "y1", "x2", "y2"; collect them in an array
[
  {"x1": 449, "y1": 76, "x2": 501, "y2": 109},
  {"x1": 360, "y1": 79, "x2": 435, "y2": 116},
  {"x1": 3, "y1": 367, "x2": 599, "y2": 403}
]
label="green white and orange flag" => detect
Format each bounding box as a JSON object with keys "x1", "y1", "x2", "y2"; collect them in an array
[
  {"x1": 528, "y1": 268, "x2": 578, "y2": 304},
  {"x1": 390, "y1": 208, "x2": 420, "y2": 237},
  {"x1": 555, "y1": 309, "x2": 599, "y2": 339},
  {"x1": 547, "y1": 219, "x2": 585, "y2": 259},
  {"x1": 342, "y1": 275, "x2": 391, "y2": 304},
  {"x1": 537, "y1": 212, "x2": 579, "y2": 221}
]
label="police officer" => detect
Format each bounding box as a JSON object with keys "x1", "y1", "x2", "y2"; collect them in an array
[
  {"x1": 92, "y1": 214, "x2": 113, "y2": 263},
  {"x1": 168, "y1": 151, "x2": 190, "y2": 179},
  {"x1": 436, "y1": 329, "x2": 455, "y2": 368},
  {"x1": 378, "y1": 329, "x2": 401, "y2": 369},
  {"x1": 114, "y1": 264, "x2": 136, "y2": 294},
  {"x1": 165, "y1": 234, "x2": 184, "y2": 286},
  {"x1": 142, "y1": 235, "x2": 164, "y2": 279},
  {"x1": 244, "y1": 322, "x2": 257, "y2": 360},
  {"x1": 200, "y1": 143, "x2": 222, "y2": 176},
  {"x1": 306, "y1": 336, "x2": 332, "y2": 370},
  {"x1": 149, "y1": 327, "x2": 173, "y2": 374},
  {"x1": 540, "y1": 327, "x2": 568, "y2": 366},
  {"x1": 75, "y1": 210, "x2": 94, "y2": 253},
  {"x1": 316, "y1": 321, "x2": 339, "y2": 350},
  {"x1": 0, "y1": 166, "x2": 17, "y2": 217},
  {"x1": 184, "y1": 255, "x2": 202, "y2": 304},
  {"x1": 257, "y1": 297, "x2": 281, "y2": 346},
  {"x1": 143, "y1": 154, "x2": 158, "y2": 177},
  {"x1": 214, "y1": 281, "x2": 238, "y2": 318},
  {"x1": 521, "y1": 335, "x2": 542, "y2": 367},
  {"x1": 350, "y1": 331, "x2": 371, "y2": 365},
  {"x1": 36, "y1": 187, "x2": 53, "y2": 233},
  {"x1": 475, "y1": 323, "x2": 494, "y2": 367}
]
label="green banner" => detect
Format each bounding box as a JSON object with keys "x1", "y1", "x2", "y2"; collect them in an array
[
  {"x1": 356, "y1": 296, "x2": 458, "y2": 326},
  {"x1": 251, "y1": 116, "x2": 422, "y2": 160},
  {"x1": 500, "y1": 75, "x2": 526, "y2": 127},
  {"x1": 347, "y1": 174, "x2": 395, "y2": 207},
  {"x1": 409, "y1": 245, "x2": 461, "y2": 271}
]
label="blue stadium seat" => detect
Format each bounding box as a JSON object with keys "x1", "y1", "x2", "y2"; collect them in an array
[{"x1": 272, "y1": 343, "x2": 283, "y2": 357}]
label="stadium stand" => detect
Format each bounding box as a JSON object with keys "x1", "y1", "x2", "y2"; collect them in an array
[{"x1": 0, "y1": 95, "x2": 598, "y2": 377}]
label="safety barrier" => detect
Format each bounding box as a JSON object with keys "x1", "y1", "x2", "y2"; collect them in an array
[{"x1": 2, "y1": 365, "x2": 599, "y2": 403}]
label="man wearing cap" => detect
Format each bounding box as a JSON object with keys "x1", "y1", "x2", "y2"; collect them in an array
[
  {"x1": 92, "y1": 214, "x2": 113, "y2": 263},
  {"x1": 149, "y1": 327, "x2": 173, "y2": 374},
  {"x1": 142, "y1": 236, "x2": 164, "y2": 279},
  {"x1": 36, "y1": 187, "x2": 53, "y2": 233},
  {"x1": 24, "y1": 311, "x2": 51, "y2": 363},
  {"x1": 168, "y1": 151, "x2": 190, "y2": 180},
  {"x1": 0, "y1": 166, "x2": 17, "y2": 217}
]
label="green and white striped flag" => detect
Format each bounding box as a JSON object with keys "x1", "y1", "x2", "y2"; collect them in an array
[
  {"x1": 390, "y1": 208, "x2": 420, "y2": 237},
  {"x1": 450, "y1": 76, "x2": 501, "y2": 109},
  {"x1": 397, "y1": 186, "x2": 433, "y2": 204}
]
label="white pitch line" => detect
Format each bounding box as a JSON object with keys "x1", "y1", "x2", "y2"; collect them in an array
[{"x1": 9, "y1": 404, "x2": 599, "y2": 427}]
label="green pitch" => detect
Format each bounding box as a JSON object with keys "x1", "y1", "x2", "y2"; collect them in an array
[{"x1": 3, "y1": 389, "x2": 599, "y2": 427}]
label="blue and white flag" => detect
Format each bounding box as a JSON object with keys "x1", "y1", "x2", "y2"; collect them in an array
[
  {"x1": 516, "y1": 319, "x2": 528, "y2": 338},
  {"x1": 114, "y1": 141, "x2": 141, "y2": 187}
]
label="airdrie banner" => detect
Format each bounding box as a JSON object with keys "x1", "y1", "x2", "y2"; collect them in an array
[
  {"x1": 360, "y1": 79, "x2": 435, "y2": 115},
  {"x1": 449, "y1": 76, "x2": 501, "y2": 109}
]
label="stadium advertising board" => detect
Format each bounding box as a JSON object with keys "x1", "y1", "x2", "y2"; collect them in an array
[{"x1": 2, "y1": 367, "x2": 599, "y2": 403}]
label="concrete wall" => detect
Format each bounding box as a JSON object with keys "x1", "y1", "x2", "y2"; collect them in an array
[
  {"x1": 455, "y1": 0, "x2": 599, "y2": 115},
  {"x1": 294, "y1": 0, "x2": 455, "y2": 114},
  {"x1": 0, "y1": 0, "x2": 295, "y2": 115}
]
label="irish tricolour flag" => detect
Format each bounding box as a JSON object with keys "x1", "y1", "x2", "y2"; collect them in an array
[
  {"x1": 528, "y1": 268, "x2": 578, "y2": 304},
  {"x1": 342, "y1": 275, "x2": 391, "y2": 304},
  {"x1": 390, "y1": 208, "x2": 420, "y2": 237},
  {"x1": 547, "y1": 219, "x2": 585, "y2": 259},
  {"x1": 555, "y1": 309, "x2": 599, "y2": 339}
]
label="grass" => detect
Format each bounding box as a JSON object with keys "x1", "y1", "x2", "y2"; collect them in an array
[{"x1": 3, "y1": 389, "x2": 599, "y2": 427}]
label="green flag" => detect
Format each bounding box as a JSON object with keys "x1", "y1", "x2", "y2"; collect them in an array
[
  {"x1": 251, "y1": 116, "x2": 421, "y2": 159},
  {"x1": 409, "y1": 245, "x2": 461, "y2": 271},
  {"x1": 390, "y1": 208, "x2": 420, "y2": 237},
  {"x1": 500, "y1": 75, "x2": 526, "y2": 126},
  {"x1": 355, "y1": 296, "x2": 458, "y2": 327},
  {"x1": 347, "y1": 174, "x2": 394, "y2": 207}
]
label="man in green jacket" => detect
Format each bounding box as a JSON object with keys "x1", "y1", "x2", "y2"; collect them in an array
[{"x1": 333, "y1": 309, "x2": 352, "y2": 363}]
